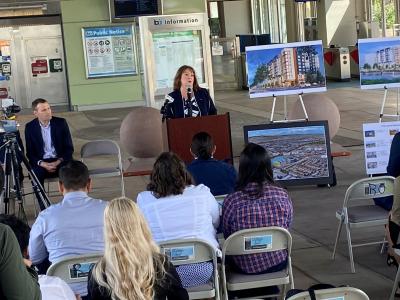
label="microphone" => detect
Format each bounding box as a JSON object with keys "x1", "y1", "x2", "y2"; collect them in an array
[
  {"x1": 186, "y1": 85, "x2": 193, "y2": 100},
  {"x1": 161, "y1": 95, "x2": 174, "y2": 122},
  {"x1": 186, "y1": 85, "x2": 193, "y2": 117}
]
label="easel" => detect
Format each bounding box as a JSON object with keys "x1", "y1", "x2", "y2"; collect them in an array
[
  {"x1": 269, "y1": 93, "x2": 309, "y2": 123},
  {"x1": 378, "y1": 86, "x2": 400, "y2": 122}
]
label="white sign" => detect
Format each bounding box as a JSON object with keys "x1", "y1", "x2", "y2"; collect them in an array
[
  {"x1": 362, "y1": 121, "x2": 400, "y2": 174},
  {"x1": 152, "y1": 30, "x2": 204, "y2": 95},
  {"x1": 82, "y1": 26, "x2": 137, "y2": 78}
]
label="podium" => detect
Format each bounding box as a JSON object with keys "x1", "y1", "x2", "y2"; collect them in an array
[{"x1": 166, "y1": 113, "x2": 233, "y2": 164}]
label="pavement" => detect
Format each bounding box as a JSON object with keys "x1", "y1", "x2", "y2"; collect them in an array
[{"x1": 12, "y1": 79, "x2": 400, "y2": 299}]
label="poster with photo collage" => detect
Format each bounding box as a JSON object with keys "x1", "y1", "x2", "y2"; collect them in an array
[{"x1": 363, "y1": 121, "x2": 400, "y2": 174}]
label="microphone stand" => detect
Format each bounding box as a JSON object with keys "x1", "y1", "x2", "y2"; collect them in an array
[
  {"x1": 161, "y1": 99, "x2": 170, "y2": 122},
  {"x1": 187, "y1": 88, "x2": 193, "y2": 117}
]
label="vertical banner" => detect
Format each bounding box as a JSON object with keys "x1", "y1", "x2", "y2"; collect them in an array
[{"x1": 82, "y1": 25, "x2": 137, "y2": 78}]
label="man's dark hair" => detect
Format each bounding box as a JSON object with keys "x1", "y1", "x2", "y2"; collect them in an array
[
  {"x1": 147, "y1": 152, "x2": 193, "y2": 198},
  {"x1": 236, "y1": 143, "x2": 274, "y2": 194},
  {"x1": 191, "y1": 132, "x2": 214, "y2": 160},
  {"x1": 31, "y1": 98, "x2": 48, "y2": 110},
  {"x1": 0, "y1": 214, "x2": 30, "y2": 254},
  {"x1": 59, "y1": 160, "x2": 90, "y2": 190}
]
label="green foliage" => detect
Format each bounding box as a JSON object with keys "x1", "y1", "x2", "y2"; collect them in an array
[
  {"x1": 252, "y1": 64, "x2": 269, "y2": 87},
  {"x1": 363, "y1": 63, "x2": 371, "y2": 69},
  {"x1": 372, "y1": 0, "x2": 396, "y2": 27}
]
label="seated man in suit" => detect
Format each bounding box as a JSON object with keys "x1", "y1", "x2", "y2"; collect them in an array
[{"x1": 25, "y1": 98, "x2": 74, "y2": 191}]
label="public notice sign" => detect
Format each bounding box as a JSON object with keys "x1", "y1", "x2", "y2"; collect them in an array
[
  {"x1": 362, "y1": 121, "x2": 400, "y2": 174},
  {"x1": 82, "y1": 25, "x2": 137, "y2": 78}
]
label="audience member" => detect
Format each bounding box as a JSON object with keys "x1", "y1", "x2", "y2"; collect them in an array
[
  {"x1": 25, "y1": 98, "x2": 73, "y2": 209},
  {"x1": 137, "y1": 152, "x2": 219, "y2": 288},
  {"x1": 88, "y1": 197, "x2": 188, "y2": 300},
  {"x1": 161, "y1": 65, "x2": 217, "y2": 119},
  {"x1": 0, "y1": 214, "x2": 77, "y2": 300},
  {"x1": 222, "y1": 143, "x2": 293, "y2": 274},
  {"x1": 187, "y1": 131, "x2": 236, "y2": 196},
  {"x1": 0, "y1": 222, "x2": 41, "y2": 299},
  {"x1": 29, "y1": 160, "x2": 107, "y2": 297},
  {"x1": 374, "y1": 131, "x2": 400, "y2": 210}
]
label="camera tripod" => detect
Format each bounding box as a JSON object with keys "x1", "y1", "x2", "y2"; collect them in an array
[{"x1": 1, "y1": 132, "x2": 51, "y2": 222}]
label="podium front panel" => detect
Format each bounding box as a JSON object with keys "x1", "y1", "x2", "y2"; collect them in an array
[{"x1": 166, "y1": 114, "x2": 233, "y2": 164}]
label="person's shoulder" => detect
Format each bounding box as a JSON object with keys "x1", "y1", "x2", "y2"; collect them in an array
[
  {"x1": 137, "y1": 191, "x2": 155, "y2": 205},
  {"x1": 167, "y1": 90, "x2": 180, "y2": 98},
  {"x1": 88, "y1": 197, "x2": 108, "y2": 207},
  {"x1": 265, "y1": 184, "x2": 290, "y2": 197},
  {"x1": 25, "y1": 118, "x2": 38, "y2": 128},
  {"x1": 186, "y1": 184, "x2": 211, "y2": 194},
  {"x1": 51, "y1": 116, "x2": 67, "y2": 124}
]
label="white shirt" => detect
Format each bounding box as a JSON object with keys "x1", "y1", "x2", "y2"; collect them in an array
[
  {"x1": 39, "y1": 275, "x2": 76, "y2": 300},
  {"x1": 29, "y1": 191, "x2": 107, "y2": 296},
  {"x1": 137, "y1": 184, "x2": 220, "y2": 254},
  {"x1": 40, "y1": 121, "x2": 57, "y2": 159}
]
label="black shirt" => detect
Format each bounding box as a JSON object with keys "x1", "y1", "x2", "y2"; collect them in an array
[{"x1": 87, "y1": 255, "x2": 188, "y2": 300}]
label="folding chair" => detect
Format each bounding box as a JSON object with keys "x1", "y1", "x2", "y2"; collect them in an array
[
  {"x1": 80, "y1": 140, "x2": 125, "y2": 197},
  {"x1": 46, "y1": 253, "x2": 103, "y2": 285},
  {"x1": 332, "y1": 176, "x2": 394, "y2": 273},
  {"x1": 221, "y1": 226, "x2": 294, "y2": 300},
  {"x1": 159, "y1": 238, "x2": 220, "y2": 300},
  {"x1": 286, "y1": 286, "x2": 369, "y2": 300}
]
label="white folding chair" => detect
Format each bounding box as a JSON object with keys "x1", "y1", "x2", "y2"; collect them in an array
[
  {"x1": 46, "y1": 253, "x2": 103, "y2": 285},
  {"x1": 80, "y1": 139, "x2": 125, "y2": 197},
  {"x1": 159, "y1": 238, "x2": 220, "y2": 300},
  {"x1": 332, "y1": 176, "x2": 394, "y2": 273},
  {"x1": 286, "y1": 286, "x2": 369, "y2": 300},
  {"x1": 221, "y1": 226, "x2": 294, "y2": 300}
]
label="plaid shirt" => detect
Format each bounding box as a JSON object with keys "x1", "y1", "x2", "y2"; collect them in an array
[{"x1": 222, "y1": 182, "x2": 293, "y2": 274}]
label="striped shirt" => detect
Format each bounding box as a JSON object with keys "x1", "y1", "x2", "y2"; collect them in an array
[{"x1": 222, "y1": 182, "x2": 293, "y2": 274}]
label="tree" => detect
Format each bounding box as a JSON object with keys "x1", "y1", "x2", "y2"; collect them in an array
[
  {"x1": 252, "y1": 64, "x2": 269, "y2": 87},
  {"x1": 363, "y1": 63, "x2": 371, "y2": 70},
  {"x1": 372, "y1": 0, "x2": 395, "y2": 28}
]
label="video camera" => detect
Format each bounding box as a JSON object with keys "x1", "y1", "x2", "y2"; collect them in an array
[{"x1": 0, "y1": 98, "x2": 21, "y2": 134}]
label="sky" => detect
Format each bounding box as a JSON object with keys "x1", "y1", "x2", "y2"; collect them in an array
[
  {"x1": 247, "y1": 125, "x2": 326, "y2": 138},
  {"x1": 246, "y1": 44, "x2": 325, "y2": 84},
  {"x1": 359, "y1": 39, "x2": 400, "y2": 65}
]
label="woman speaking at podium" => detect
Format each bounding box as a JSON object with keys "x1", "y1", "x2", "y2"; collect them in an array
[{"x1": 162, "y1": 65, "x2": 217, "y2": 119}]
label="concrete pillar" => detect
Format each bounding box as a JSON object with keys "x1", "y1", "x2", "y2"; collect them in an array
[{"x1": 317, "y1": 0, "x2": 357, "y2": 47}]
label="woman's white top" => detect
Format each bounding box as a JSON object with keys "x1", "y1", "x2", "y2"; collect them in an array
[{"x1": 137, "y1": 184, "x2": 220, "y2": 252}]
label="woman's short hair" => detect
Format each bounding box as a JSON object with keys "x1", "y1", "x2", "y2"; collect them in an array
[
  {"x1": 93, "y1": 197, "x2": 165, "y2": 300},
  {"x1": 191, "y1": 132, "x2": 214, "y2": 160},
  {"x1": 236, "y1": 143, "x2": 274, "y2": 193},
  {"x1": 173, "y1": 65, "x2": 200, "y2": 92},
  {"x1": 147, "y1": 152, "x2": 193, "y2": 198}
]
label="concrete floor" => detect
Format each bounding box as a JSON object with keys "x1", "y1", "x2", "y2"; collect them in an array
[{"x1": 11, "y1": 79, "x2": 400, "y2": 299}]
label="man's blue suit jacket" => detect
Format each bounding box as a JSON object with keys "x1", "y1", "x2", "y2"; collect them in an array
[{"x1": 25, "y1": 116, "x2": 74, "y2": 167}]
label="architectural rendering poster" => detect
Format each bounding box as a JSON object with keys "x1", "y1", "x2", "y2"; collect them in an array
[
  {"x1": 359, "y1": 37, "x2": 400, "y2": 90},
  {"x1": 363, "y1": 121, "x2": 400, "y2": 174},
  {"x1": 82, "y1": 25, "x2": 137, "y2": 78},
  {"x1": 246, "y1": 40, "x2": 326, "y2": 98},
  {"x1": 247, "y1": 124, "x2": 330, "y2": 181}
]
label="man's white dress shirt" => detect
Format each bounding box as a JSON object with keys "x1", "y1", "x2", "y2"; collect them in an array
[{"x1": 29, "y1": 191, "x2": 107, "y2": 296}]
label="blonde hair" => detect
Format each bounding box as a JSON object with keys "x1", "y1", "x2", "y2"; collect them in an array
[{"x1": 92, "y1": 197, "x2": 165, "y2": 300}]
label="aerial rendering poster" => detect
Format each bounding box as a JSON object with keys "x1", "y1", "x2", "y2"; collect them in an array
[
  {"x1": 246, "y1": 40, "x2": 327, "y2": 98},
  {"x1": 246, "y1": 123, "x2": 330, "y2": 183},
  {"x1": 359, "y1": 37, "x2": 400, "y2": 89}
]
